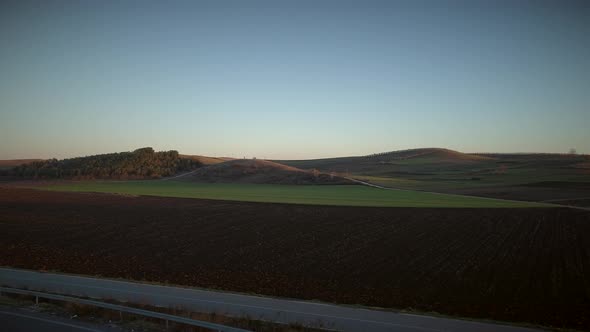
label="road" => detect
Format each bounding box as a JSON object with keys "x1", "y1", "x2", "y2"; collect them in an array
[
  {"x1": 161, "y1": 169, "x2": 199, "y2": 180},
  {"x1": 0, "y1": 268, "x2": 540, "y2": 332},
  {"x1": 0, "y1": 308, "x2": 118, "y2": 332}
]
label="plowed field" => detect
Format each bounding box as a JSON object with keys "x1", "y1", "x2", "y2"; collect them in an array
[{"x1": 1, "y1": 188, "x2": 589, "y2": 329}]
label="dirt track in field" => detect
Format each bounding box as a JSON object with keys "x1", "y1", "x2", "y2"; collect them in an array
[{"x1": 1, "y1": 188, "x2": 589, "y2": 329}]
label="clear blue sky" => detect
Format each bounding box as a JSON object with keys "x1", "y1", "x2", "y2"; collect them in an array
[{"x1": 1, "y1": 0, "x2": 588, "y2": 159}]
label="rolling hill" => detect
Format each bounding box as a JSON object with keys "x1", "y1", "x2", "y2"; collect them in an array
[
  {"x1": 275, "y1": 148, "x2": 494, "y2": 175},
  {"x1": 181, "y1": 159, "x2": 353, "y2": 185},
  {"x1": 3, "y1": 147, "x2": 588, "y2": 202},
  {"x1": 275, "y1": 148, "x2": 590, "y2": 203},
  {"x1": 180, "y1": 155, "x2": 234, "y2": 165},
  {"x1": 276, "y1": 148, "x2": 587, "y2": 174},
  {"x1": 367, "y1": 148, "x2": 493, "y2": 162}
]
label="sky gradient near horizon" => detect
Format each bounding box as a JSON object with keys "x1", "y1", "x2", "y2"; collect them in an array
[{"x1": 1, "y1": 0, "x2": 589, "y2": 159}]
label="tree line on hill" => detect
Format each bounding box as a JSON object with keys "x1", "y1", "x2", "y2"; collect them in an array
[{"x1": 9, "y1": 147, "x2": 201, "y2": 179}]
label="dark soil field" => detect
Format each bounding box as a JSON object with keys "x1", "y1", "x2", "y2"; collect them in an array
[
  {"x1": 452, "y1": 185, "x2": 590, "y2": 204},
  {"x1": 1, "y1": 188, "x2": 589, "y2": 330}
]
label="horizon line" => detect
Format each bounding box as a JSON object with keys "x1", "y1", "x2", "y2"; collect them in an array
[{"x1": 1, "y1": 147, "x2": 586, "y2": 161}]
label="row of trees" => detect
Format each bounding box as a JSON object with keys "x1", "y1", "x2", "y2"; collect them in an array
[{"x1": 12, "y1": 147, "x2": 201, "y2": 179}]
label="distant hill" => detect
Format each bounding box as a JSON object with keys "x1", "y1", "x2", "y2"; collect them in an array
[
  {"x1": 276, "y1": 148, "x2": 493, "y2": 174},
  {"x1": 365, "y1": 148, "x2": 493, "y2": 162},
  {"x1": 275, "y1": 148, "x2": 590, "y2": 177},
  {"x1": 182, "y1": 159, "x2": 353, "y2": 185},
  {"x1": 10, "y1": 147, "x2": 201, "y2": 179},
  {"x1": 5, "y1": 147, "x2": 586, "y2": 185}
]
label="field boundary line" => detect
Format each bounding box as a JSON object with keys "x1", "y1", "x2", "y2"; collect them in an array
[
  {"x1": 344, "y1": 177, "x2": 590, "y2": 211},
  {"x1": 540, "y1": 197, "x2": 590, "y2": 202}
]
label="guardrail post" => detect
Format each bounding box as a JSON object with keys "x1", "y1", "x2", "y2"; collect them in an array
[
  {"x1": 35, "y1": 296, "x2": 38, "y2": 305},
  {"x1": 165, "y1": 319, "x2": 169, "y2": 330}
]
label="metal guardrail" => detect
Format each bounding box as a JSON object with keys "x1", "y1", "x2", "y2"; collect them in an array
[{"x1": 0, "y1": 286, "x2": 250, "y2": 332}]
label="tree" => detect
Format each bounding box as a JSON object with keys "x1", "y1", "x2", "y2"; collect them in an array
[{"x1": 11, "y1": 147, "x2": 201, "y2": 179}]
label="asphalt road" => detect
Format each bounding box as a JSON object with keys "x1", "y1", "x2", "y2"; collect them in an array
[
  {"x1": 0, "y1": 308, "x2": 118, "y2": 332},
  {"x1": 0, "y1": 268, "x2": 541, "y2": 332}
]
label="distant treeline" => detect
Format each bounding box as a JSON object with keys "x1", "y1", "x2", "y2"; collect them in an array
[{"x1": 10, "y1": 147, "x2": 201, "y2": 179}]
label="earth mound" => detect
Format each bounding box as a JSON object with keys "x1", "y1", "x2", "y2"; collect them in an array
[
  {"x1": 180, "y1": 155, "x2": 234, "y2": 165},
  {"x1": 185, "y1": 159, "x2": 352, "y2": 184}
]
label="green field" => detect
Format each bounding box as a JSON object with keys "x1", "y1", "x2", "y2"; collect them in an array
[{"x1": 40, "y1": 181, "x2": 548, "y2": 208}]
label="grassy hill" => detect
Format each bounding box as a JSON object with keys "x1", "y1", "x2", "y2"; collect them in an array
[
  {"x1": 277, "y1": 148, "x2": 588, "y2": 179},
  {"x1": 181, "y1": 159, "x2": 352, "y2": 185},
  {"x1": 365, "y1": 148, "x2": 493, "y2": 162},
  {"x1": 276, "y1": 148, "x2": 590, "y2": 204},
  {"x1": 276, "y1": 148, "x2": 494, "y2": 175}
]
